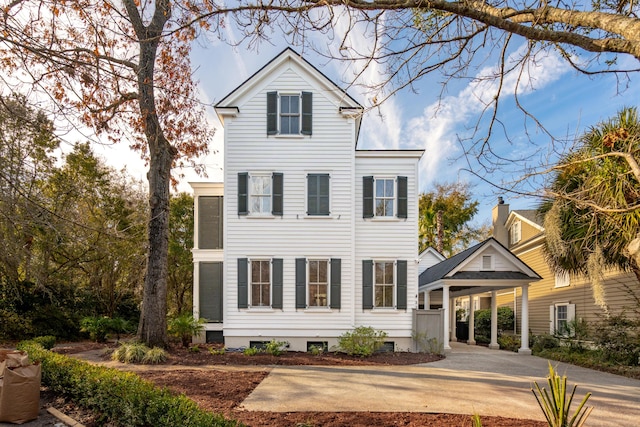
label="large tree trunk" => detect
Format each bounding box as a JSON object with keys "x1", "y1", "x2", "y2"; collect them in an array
[{"x1": 125, "y1": 0, "x2": 175, "y2": 348}]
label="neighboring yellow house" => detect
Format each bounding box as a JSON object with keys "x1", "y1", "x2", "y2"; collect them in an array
[{"x1": 492, "y1": 198, "x2": 640, "y2": 336}]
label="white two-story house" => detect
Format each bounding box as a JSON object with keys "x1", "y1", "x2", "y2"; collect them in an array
[{"x1": 192, "y1": 48, "x2": 424, "y2": 352}]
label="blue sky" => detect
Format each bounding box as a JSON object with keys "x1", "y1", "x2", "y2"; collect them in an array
[{"x1": 95, "y1": 24, "x2": 640, "y2": 225}]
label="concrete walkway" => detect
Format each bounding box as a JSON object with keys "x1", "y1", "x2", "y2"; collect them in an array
[{"x1": 239, "y1": 343, "x2": 640, "y2": 426}]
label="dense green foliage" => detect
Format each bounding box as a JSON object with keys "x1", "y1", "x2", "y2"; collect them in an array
[
  {"x1": 473, "y1": 307, "x2": 514, "y2": 343},
  {"x1": 0, "y1": 98, "x2": 148, "y2": 341},
  {"x1": 168, "y1": 193, "x2": 195, "y2": 316},
  {"x1": 18, "y1": 341, "x2": 239, "y2": 426},
  {"x1": 539, "y1": 107, "x2": 640, "y2": 301},
  {"x1": 337, "y1": 326, "x2": 388, "y2": 357},
  {"x1": 168, "y1": 313, "x2": 206, "y2": 348},
  {"x1": 418, "y1": 182, "x2": 489, "y2": 256}
]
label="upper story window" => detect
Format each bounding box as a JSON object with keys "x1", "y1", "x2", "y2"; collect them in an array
[
  {"x1": 555, "y1": 272, "x2": 570, "y2": 288},
  {"x1": 267, "y1": 91, "x2": 312, "y2": 136},
  {"x1": 363, "y1": 176, "x2": 408, "y2": 219},
  {"x1": 198, "y1": 196, "x2": 223, "y2": 249},
  {"x1": 237, "y1": 172, "x2": 283, "y2": 216},
  {"x1": 510, "y1": 220, "x2": 521, "y2": 245},
  {"x1": 307, "y1": 173, "x2": 330, "y2": 216}
]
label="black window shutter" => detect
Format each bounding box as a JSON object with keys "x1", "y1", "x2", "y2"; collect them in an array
[
  {"x1": 237, "y1": 258, "x2": 248, "y2": 309},
  {"x1": 272, "y1": 258, "x2": 283, "y2": 309},
  {"x1": 363, "y1": 176, "x2": 374, "y2": 218},
  {"x1": 397, "y1": 176, "x2": 408, "y2": 219},
  {"x1": 301, "y1": 91, "x2": 312, "y2": 135},
  {"x1": 272, "y1": 172, "x2": 283, "y2": 216},
  {"x1": 363, "y1": 260, "x2": 373, "y2": 309},
  {"x1": 238, "y1": 173, "x2": 248, "y2": 215},
  {"x1": 267, "y1": 91, "x2": 278, "y2": 135},
  {"x1": 330, "y1": 258, "x2": 341, "y2": 309},
  {"x1": 396, "y1": 260, "x2": 407, "y2": 310},
  {"x1": 295, "y1": 258, "x2": 306, "y2": 309}
]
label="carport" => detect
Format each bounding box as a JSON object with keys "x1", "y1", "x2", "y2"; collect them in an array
[{"x1": 419, "y1": 238, "x2": 541, "y2": 353}]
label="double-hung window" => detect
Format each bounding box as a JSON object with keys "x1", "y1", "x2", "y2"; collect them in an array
[
  {"x1": 374, "y1": 261, "x2": 395, "y2": 308},
  {"x1": 308, "y1": 260, "x2": 329, "y2": 307},
  {"x1": 510, "y1": 220, "x2": 521, "y2": 245},
  {"x1": 267, "y1": 91, "x2": 312, "y2": 136},
  {"x1": 363, "y1": 176, "x2": 408, "y2": 219},
  {"x1": 550, "y1": 303, "x2": 576, "y2": 336},
  {"x1": 238, "y1": 172, "x2": 283, "y2": 216},
  {"x1": 375, "y1": 178, "x2": 395, "y2": 217},
  {"x1": 307, "y1": 174, "x2": 330, "y2": 216},
  {"x1": 250, "y1": 175, "x2": 271, "y2": 214},
  {"x1": 251, "y1": 260, "x2": 271, "y2": 307}
]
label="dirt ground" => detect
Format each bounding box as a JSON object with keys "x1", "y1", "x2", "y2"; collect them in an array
[{"x1": 48, "y1": 342, "x2": 546, "y2": 427}]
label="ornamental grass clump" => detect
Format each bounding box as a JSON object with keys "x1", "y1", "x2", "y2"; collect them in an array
[{"x1": 532, "y1": 363, "x2": 593, "y2": 427}]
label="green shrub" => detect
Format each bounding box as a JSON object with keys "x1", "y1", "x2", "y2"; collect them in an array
[
  {"x1": 209, "y1": 347, "x2": 226, "y2": 356},
  {"x1": 188, "y1": 345, "x2": 201, "y2": 353},
  {"x1": 141, "y1": 347, "x2": 168, "y2": 365},
  {"x1": 337, "y1": 326, "x2": 387, "y2": 357},
  {"x1": 592, "y1": 314, "x2": 640, "y2": 366},
  {"x1": 532, "y1": 363, "x2": 593, "y2": 427},
  {"x1": 264, "y1": 340, "x2": 288, "y2": 356},
  {"x1": 243, "y1": 347, "x2": 260, "y2": 356},
  {"x1": 32, "y1": 335, "x2": 56, "y2": 350},
  {"x1": 17, "y1": 341, "x2": 240, "y2": 427},
  {"x1": 497, "y1": 334, "x2": 521, "y2": 352},
  {"x1": 168, "y1": 313, "x2": 206, "y2": 348},
  {"x1": 308, "y1": 345, "x2": 324, "y2": 356},
  {"x1": 532, "y1": 334, "x2": 561, "y2": 353},
  {"x1": 80, "y1": 316, "x2": 112, "y2": 342},
  {"x1": 474, "y1": 307, "x2": 514, "y2": 339}
]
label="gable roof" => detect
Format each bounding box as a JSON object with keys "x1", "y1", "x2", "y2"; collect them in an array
[
  {"x1": 215, "y1": 48, "x2": 363, "y2": 140},
  {"x1": 507, "y1": 209, "x2": 545, "y2": 232},
  {"x1": 419, "y1": 237, "x2": 541, "y2": 287}
]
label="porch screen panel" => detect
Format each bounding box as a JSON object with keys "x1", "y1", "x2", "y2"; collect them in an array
[{"x1": 199, "y1": 262, "x2": 223, "y2": 322}]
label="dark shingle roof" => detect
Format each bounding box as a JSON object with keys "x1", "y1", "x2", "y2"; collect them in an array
[
  {"x1": 419, "y1": 240, "x2": 486, "y2": 286},
  {"x1": 449, "y1": 271, "x2": 536, "y2": 280},
  {"x1": 513, "y1": 209, "x2": 543, "y2": 227}
]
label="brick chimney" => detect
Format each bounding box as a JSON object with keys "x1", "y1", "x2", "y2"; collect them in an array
[{"x1": 492, "y1": 197, "x2": 509, "y2": 246}]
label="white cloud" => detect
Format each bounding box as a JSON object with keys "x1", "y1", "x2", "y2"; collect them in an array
[{"x1": 407, "y1": 45, "x2": 571, "y2": 190}]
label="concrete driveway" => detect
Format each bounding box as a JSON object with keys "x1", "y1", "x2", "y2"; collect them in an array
[{"x1": 239, "y1": 343, "x2": 640, "y2": 426}]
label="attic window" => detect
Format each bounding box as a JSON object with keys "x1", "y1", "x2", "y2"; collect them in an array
[
  {"x1": 481, "y1": 255, "x2": 494, "y2": 271},
  {"x1": 510, "y1": 220, "x2": 521, "y2": 245},
  {"x1": 267, "y1": 91, "x2": 312, "y2": 136}
]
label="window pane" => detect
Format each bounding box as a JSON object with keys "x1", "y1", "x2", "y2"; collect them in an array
[
  {"x1": 262, "y1": 197, "x2": 271, "y2": 213},
  {"x1": 252, "y1": 285, "x2": 261, "y2": 306},
  {"x1": 375, "y1": 200, "x2": 385, "y2": 216},
  {"x1": 383, "y1": 285, "x2": 393, "y2": 307},
  {"x1": 318, "y1": 261, "x2": 327, "y2": 283},
  {"x1": 280, "y1": 96, "x2": 290, "y2": 113},
  {"x1": 384, "y1": 262, "x2": 393, "y2": 284},
  {"x1": 290, "y1": 96, "x2": 299, "y2": 113},
  {"x1": 375, "y1": 263, "x2": 384, "y2": 284},
  {"x1": 376, "y1": 180, "x2": 384, "y2": 197},
  {"x1": 251, "y1": 261, "x2": 260, "y2": 282},
  {"x1": 290, "y1": 118, "x2": 299, "y2": 134},
  {"x1": 309, "y1": 261, "x2": 318, "y2": 282},
  {"x1": 308, "y1": 176, "x2": 317, "y2": 196},
  {"x1": 261, "y1": 284, "x2": 270, "y2": 306},
  {"x1": 319, "y1": 176, "x2": 329, "y2": 194},
  {"x1": 385, "y1": 179, "x2": 394, "y2": 197},
  {"x1": 385, "y1": 200, "x2": 393, "y2": 217},
  {"x1": 319, "y1": 196, "x2": 329, "y2": 215}
]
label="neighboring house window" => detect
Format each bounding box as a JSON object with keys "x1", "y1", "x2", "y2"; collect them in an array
[
  {"x1": 251, "y1": 260, "x2": 271, "y2": 307},
  {"x1": 362, "y1": 176, "x2": 408, "y2": 219},
  {"x1": 510, "y1": 220, "x2": 521, "y2": 245},
  {"x1": 237, "y1": 172, "x2": 283, "y2": 216},
  {"x1": 481, "y1": 255, "x2": 494, "y2": 271},
  {"x1": 362, "y1": 260, "x2": 407, "y2": 310},
  {"x1": 550, "y1": 303, "x2": 576, "y2": 336},
  {"x1": 308, "y1": 260, "x2": 329, "y2": 307},
  {"x1": 296, "y1": 258, "x2": 341, "y2": 309},
  {"x1": 555, "y1": 272, "x2": 570, "y2": 288},
  {"x1": 307, "y1": 174, "x2": 330, "y2": 216},
  {"x1": 267, "y1": 91, "x2": 312, "y2": 136},
  {"x1": 375, "y1": 261, "x2": 395, "y2": 308},
  {"x1": 198, "y1": 196, "x2": 223, "y2": 249}
]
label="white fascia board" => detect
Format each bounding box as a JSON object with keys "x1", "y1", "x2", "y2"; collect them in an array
[
  {"x1": 447, "y1": 239, "x2": 539, "y2": 279},
  {"x1": 355, "y1": 150, "x2": 425, "y2": 159},
  {"x1": 419, "y1": 247, "x2": 446, "y2": 262},
  {"x1": 189, "y1": 182, "x2": 224, "y2": 196},
  {"x1": 506, "y1": 211, "x2": 545, "y2": 232}
]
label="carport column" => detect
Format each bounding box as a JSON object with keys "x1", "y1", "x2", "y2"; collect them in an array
[
  {"x1": 468, "y1": 295, "x2": 476, "y2": 345},
  {"x1": 489, "y1": 290, "x2": 500, "y2": 349},
  {"x1": 450, "y1": 298, "x2": 457, "y2": 342},
  {"x1": 443, "y1": 285, "x2": 451, "y2": 351},
  {"x1": 424, "y1": 291, "x2": 430, "y2": 310},
  {"x1": 518, "y1": 285, "x2": 531, "y2": 355}
]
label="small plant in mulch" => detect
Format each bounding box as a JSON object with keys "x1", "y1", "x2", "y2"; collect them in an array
[
  {"x1": 168, "y1": 313, "x2": 206, "y2": 348},
  {"x1": 264, "y1": 340, "x2": 288, "y2": 356},
  {"x1": 308, "y1": 345, "x2": 325, "y2": 356},
  {"x1": 337, "y1": 326, "x2": 387, "y2": 357},
  {"x1": 243, "y1": 347, "x2": 260, "y2": 356},
  {"x1": 111, "y1": 342, "x2": 167, "y2": 364},
  {"x1": 208, "y1": 347, "x2": 226, "y2": 356}
]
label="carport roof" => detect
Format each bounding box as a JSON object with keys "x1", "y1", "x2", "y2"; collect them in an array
[{"x1": 419, "y1": 237, "x2": 541, "y2": 288}]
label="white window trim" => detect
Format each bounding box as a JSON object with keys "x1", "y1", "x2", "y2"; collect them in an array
[
  {"x1": 277, "y1": 92, "x2": 302, "y2": 136},
  {"x1": 373, "y1": 260, "x2": 396, "y2": 309},
  {"x1": 555, "y1": 272, "x2": 570, "y2": 288},
  {"x1": 306, "y1": 258, "x2": 331, "y2": 309},
  {"x1": 551, "y1": 302, "x2": 576, "y2": 336},
  {"x1": 510, "y1": 220, "x2": 522, "y2": 245},
  {"x1": 480, "y1": 255, "x2": 494, "y2": 271},
  {"x1": 305, "y1": 173, "x2": 331, "y2": 217},
  {"x1": 248, "y1": 173, "x2": 272, "y2": 216},
  {"x1": 373, "y1": 176, "x2": 397, "y2": 219},
  {"x1": 248, "y1": 258, "x2": 272, "y2": 309}
]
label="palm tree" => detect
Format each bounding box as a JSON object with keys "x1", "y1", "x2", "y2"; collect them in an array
[{"x1": 539, "y1": 107, "x2": 640, "y2": 307}]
